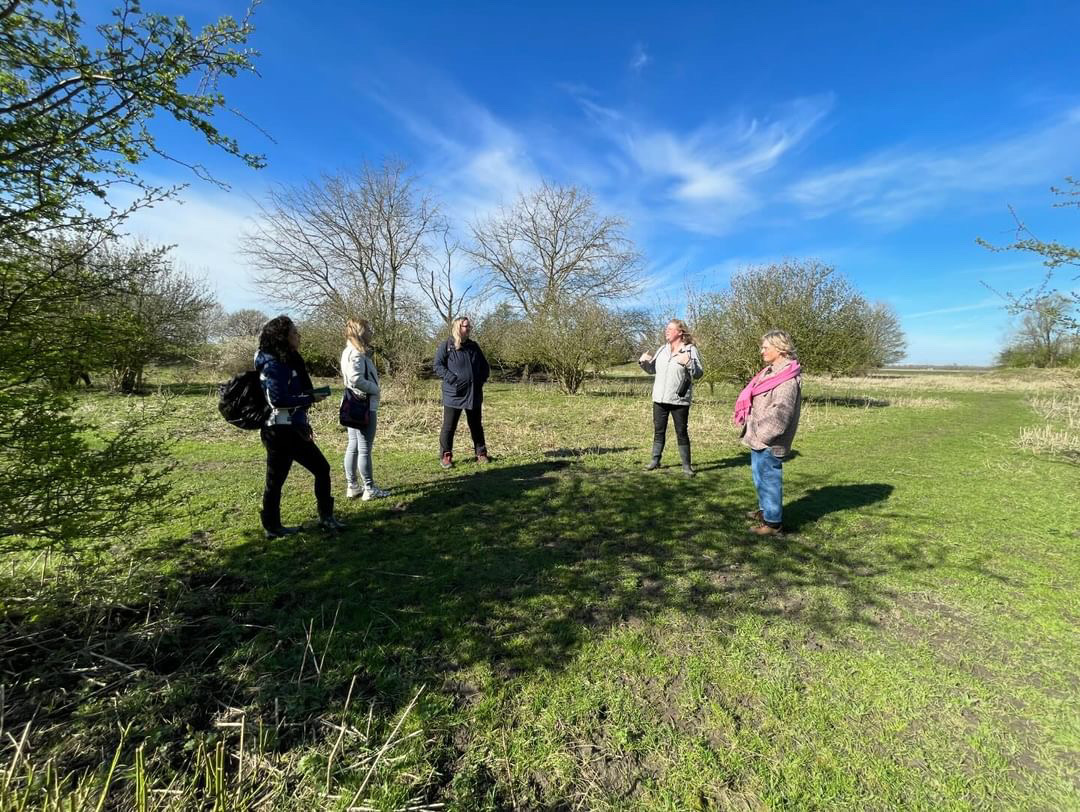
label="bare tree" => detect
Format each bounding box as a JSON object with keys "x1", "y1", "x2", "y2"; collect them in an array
[
  {"x1": 862, "y1": 301, "x2": 907, "y2": 367},
  {"x1": 468, "y1": 182, "x2": 642, "y2": 316},
  {"x1": 220, "y1": 307, "x2": 271, "y2": 338},
  {"x1": 88, "y1": 242, "x2": 218, "y2": 391},
  {"x1": 997, "y1": 293, "x2": 1077, "y2": 367},
  {"x1": 415, "y1": 228, "x2": 473, "y2": 331},
  {"x1": 979, "y1": 178, "x2": 1080, "y2": 334},
  {"x1": 241, "y1": 160, "x2": 441, "y2": 371}
]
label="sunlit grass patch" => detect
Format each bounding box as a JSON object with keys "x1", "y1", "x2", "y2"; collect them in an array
[{"x1": 3, "y1": 368, "x2": 1079, "y2": 809}]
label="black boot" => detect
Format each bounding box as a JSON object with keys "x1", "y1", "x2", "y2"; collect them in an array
[
  {"x1": 644, "y1": 442, "x2": 664, "y2": 471},
  {"x1": 678, "y1": 444, "x2": 695, "y2": 477},
  {"x1": 265, "y1": 525, "x2": 301, "y2": 539},
  {"x1": 261, "y1": 508, "x2": 300, "y2": 539},
  {"x1": 318, "y1": 497, "x2": 346, "y2": 531}
]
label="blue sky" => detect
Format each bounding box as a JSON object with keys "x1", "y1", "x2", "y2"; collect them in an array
[{"x1": 117, "y1": 1, "x2": 1080, "y2": 364}]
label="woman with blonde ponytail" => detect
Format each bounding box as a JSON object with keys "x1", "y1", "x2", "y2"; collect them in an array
[{"x1": 341, "y1": 318, "x2": 388, "y2": 500}]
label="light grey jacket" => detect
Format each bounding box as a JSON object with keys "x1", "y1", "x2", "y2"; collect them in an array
[
  {"x1": 639, "y1": 343, "x2": 704, "y2": 406},
  {"x1": 340, "y1": 345, "x2": 380, "y2": 412}
]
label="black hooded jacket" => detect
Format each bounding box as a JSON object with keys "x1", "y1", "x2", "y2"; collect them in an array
[{"x1": 433, "y1": 338, "x2": 489, "y2": 410}]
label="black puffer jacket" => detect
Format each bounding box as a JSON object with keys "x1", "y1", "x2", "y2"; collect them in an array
[{"x1": 433, "y1": 338, "x2": 489, "y2": 410}]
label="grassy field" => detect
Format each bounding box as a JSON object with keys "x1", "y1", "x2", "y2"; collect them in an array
[{"x1": 2, "y1": 369, "x2": 1079, "y2": 810}]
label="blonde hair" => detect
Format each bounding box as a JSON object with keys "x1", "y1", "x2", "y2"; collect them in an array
[
  {"x1": 762, "y1": 329, "x2": 796, "y2": 358},
  {"x1": 450, "y1": 316, "x2": 470, "y2": 350},
  {"x1": 345, "y1": 318, "x2": 372, "y2": 353},
  {"x1": 668, "y1": 319, "x2": 694, "y2": 346}
]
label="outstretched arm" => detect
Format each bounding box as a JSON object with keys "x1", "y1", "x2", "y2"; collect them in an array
[{"x1": 638, "y1": 346, "x2": 660, "y2": 374}]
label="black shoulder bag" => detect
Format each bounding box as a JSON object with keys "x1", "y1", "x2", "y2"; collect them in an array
[{"x1": 339, "y1": 358, "x2": 371, "y2": 429}]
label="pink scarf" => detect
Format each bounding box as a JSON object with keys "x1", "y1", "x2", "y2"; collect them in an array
[{"x1": 732, "y1": 360, "x2": 802, "y2": 426}]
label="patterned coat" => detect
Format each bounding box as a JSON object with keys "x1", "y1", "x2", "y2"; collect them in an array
[{"x1": 741, "y1": 359, "x2": 802, "y2": 458}]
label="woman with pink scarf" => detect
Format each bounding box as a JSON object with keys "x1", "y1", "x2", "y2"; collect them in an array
[{"x1": 733, "y1": 330, "x2": 802, "y2": 536}]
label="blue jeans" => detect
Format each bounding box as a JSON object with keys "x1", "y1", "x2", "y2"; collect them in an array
[
  {"x1": 750, "y1": 448, "x2": 783, "y2": 525},
  {"x1": 344, "y1": 412, "x2": 378, "y2": 490}
]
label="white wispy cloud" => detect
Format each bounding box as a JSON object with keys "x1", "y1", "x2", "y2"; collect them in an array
[
  {"x1": 787, "y1": 107, "x2": 1080, "y2": 225},
  {"x1": 366, "y1": 64, "x2": 832, "y2": 238},
  {"x1": 116, "y1": 185, "x2": 266, "y2": 310},
  {"x1": 629, "y1": 42, "x2": 651, "y2": 73},
  {"x1": 366, "y1": 73, "x2": 541, "y2": 226},
  {"x1": 903, "y1": 297, "x2": 1001, "y2": 319},
  {"x1": 573, "y1": 91, "x2": 834, "y2": 235}
]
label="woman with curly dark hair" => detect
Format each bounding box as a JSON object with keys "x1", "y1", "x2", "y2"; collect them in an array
[{"x1": 255, "y1": 315, "x2": 345, "y2": 537}]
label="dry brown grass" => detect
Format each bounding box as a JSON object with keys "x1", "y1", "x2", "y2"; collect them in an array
[
  {"x1": 1015, "y1": 391, "x2": 1080, "y2": 461},
  {"x1": 1014, "y1": 425, "x2": 1080, "y2": 460},
  {"x1": 1027, "y1": 392, "x2": 1080, "y2": 430},
  {"x1": 818, "y1": 369, "x2": 1079, "y2": 394}
]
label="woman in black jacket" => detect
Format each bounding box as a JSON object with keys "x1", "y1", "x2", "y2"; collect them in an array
[
  {"x1": 255, "y1": 316, "x2": 345, "y2": 537},
  {"x1": 433, "y1": 316, "x2": 490, "y2": 468}
]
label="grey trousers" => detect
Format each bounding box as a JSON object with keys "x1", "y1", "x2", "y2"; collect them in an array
[{"x1": 344, "y1": 412, "x2": 378, "y2": 489}]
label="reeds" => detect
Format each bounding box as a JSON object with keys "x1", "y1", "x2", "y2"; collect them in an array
[{"x1": 1015, "y1": 392, "x2": 1080, "y2": 461}]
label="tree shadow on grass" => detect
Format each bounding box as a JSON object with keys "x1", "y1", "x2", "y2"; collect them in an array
[
  {"x1": 803, "y1": 394, "x2": 890, "y2": 408},
  {"x1": 543, "y1": 446, "x2": 635, "y2": 459},
  {"x1": 163, "y1": 461, "x2": 922, "y2": 686},
  {"x1": 3, "y1": 458, "x2": 978, "y2": 793}
]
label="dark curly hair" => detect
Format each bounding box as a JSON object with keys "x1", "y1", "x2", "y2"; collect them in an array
[{"x1": 258, "y1": 315, "x2": 295, "y2": 359}]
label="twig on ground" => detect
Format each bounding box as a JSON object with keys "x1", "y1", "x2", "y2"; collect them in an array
[
  {"x1": 347, "y1": 685, "x2": 425, "y2": 809},
  {"x1": 326, "y1": 673, "x2": 358, "y2": 794}
]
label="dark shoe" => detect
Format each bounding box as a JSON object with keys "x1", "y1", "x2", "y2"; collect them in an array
[
  {"x1": 440, "y1": 452, "x2": 453, "y2": 469},
  {"x1": 745, "y1": 509, "x2": 764, "y2": 522},
  {"x1": 476, "y1": 452, "x2": 491, "y2": 464},
  {"x1": 678, "y1": 445, "x2": 695, "y2": 477},
  {"x1": 644, "y1": 441, "x2": 664, "y2": 471},
  {"x1": 751, "y1": 522, "x2": 783, "y2": 536},
  {"x1": 265, "y1": 525, "x2": 301, "y2": 540},
  {"x1": 319, "y1": 515, "x2": 346, "y2": 532}
]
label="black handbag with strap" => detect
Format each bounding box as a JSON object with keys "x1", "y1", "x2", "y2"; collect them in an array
[{"x1": 339, "y1": 357, "x2": 371, "y2": 429}]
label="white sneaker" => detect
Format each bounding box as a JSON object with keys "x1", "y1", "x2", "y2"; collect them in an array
[
  {"x1": 346, "y1": 484, "x2": 363, "y2": 499},
  {"x1": 361, "y1": 485, "x2": 389, "y2": 501}
]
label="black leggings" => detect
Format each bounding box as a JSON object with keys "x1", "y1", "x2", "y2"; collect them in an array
[
  {"x1": 653, "y1": 402, "x2": 690, "y2": 447},
  {"x1": 260, "y1": 425, "x2": 333, "y2": 529},
  {"x1": 440, "y1": 405, "x2": 486, "y2": 456}
]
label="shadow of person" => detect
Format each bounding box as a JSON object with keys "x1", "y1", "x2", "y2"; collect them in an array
[{"x1": 783, "y1": 483, "x2": 894, "y2": 532}]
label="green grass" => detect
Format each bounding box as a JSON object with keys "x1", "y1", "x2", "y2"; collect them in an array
[{"x1": 2, "y1": 370, "x2": 1079, "y2": 809}]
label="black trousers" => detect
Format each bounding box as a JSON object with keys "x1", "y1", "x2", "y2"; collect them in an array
[
  {"x1": 440, "y1": 405, "x2": 486, "y2": 456},
  {"x1": 653, "y1": 402, "x2": 690, "y2": 447},
  {"x1": 260, "y1": 425, "x2": 333, "y2": 530}
]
